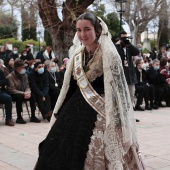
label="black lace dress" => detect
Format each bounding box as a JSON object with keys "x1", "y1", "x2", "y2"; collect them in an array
[{"x1": 35, "y1": 75, "x2": 104, "y2": 170}]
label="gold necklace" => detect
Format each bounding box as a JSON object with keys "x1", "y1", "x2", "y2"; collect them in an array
[{"x1": 83, "y1": 45, "x2": 100, "y2": 72}]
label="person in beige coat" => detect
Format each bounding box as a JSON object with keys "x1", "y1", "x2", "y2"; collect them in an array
[{"x1": 7, "y1": 59, "x2": 40, "y2": 124}]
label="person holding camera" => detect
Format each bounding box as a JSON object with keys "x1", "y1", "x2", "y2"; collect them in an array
[{"x1": 115, "y1": 31, "x2": 139, "y2": 107}]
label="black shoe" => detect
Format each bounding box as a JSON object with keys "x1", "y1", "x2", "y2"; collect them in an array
[
  {"x1": 158, "y1": 103, "x2": 166, "y2": 107},
  {"x1": 136, "y1": 119, "x2": 140, "y2": 122},
  {"x1": 145, "y1": 106, "x2": 152, "y2": 110},
  {"x1": 135, "y1": 105, "x2": 144, "y2": 111},
  {"x1": 16, "y1": 117, "x2": 26, "y2": 124},
  {"x1": 30, "y1": 116, "x2": 41, "y2": 123},
  {"x1": 151, "y1": 104, "x2": 158, "y2": 110}
]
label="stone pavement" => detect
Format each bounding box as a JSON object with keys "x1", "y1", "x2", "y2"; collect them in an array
[{"x1": 0, "y1": 105, "x2": 170, "y2": 170}]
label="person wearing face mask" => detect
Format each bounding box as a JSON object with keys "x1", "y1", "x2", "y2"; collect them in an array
[
  {"x1": 135, "y1": 59, "x2": 157, "y2": 110},
  {"x1": 7, "y1": 59, "x2": 40, "y2": 124},
  {"x1": 44, "y1": 60, "x2": 62, "y2": 110},
  {"x1": 147, "y1": 59, "x2": 168, "y2": 108},
  {"x1": 21, "y1": 48, "x2": 40, "y2": 66},
  {"x1": 26, "y1": 61, "x2": 35, "y2": 74},
  {"x1": 28, "y1": 62, "x2": 52, "y2": 121},
  {"x1": 159, "y1": 57, "x2": 170, "y2": 106},
  {"x1": 8, "y1": 47, "x2": 19, "y2": 61},
  {"x1": 142, "y1": 59, "x2": 150, "y2": 70},
  {"x1": 20, "y1": 49, "x2": 28, "y2": 61}
]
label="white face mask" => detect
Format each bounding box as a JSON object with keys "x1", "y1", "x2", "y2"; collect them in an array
[
  {"x1": 13, "y1": 51, "x2": 18, "y2": 54},
  {"x1": 154, "y1": 66, "x2": 159, "y2": 71},
  {"x1": 20, "y1": 69, "x2": 26, "y2": 74},
  {"x1": 141, "y1": 64, "x2": 146, "y2": 69},
  {"x1": 38, "y1": 67, "x2": 44, "y2": 74},
  {"x1": 23, "y1": 53, "x2": 27, "y2": 56},
  {"x1": 31, "y1": 65, "x2": 34, "y2": 69},
  {"x1": 50, "y1": 67, "x2": 56, "y2": 73},
  {"x1": 167, "y1": 51, "x2": 170, "y2": 57},
  {"x1": 145, "y1": 63, "x2": 149, "y2": 67}
]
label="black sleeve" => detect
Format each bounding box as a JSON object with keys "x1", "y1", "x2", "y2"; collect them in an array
[
  {"x1": 28, "y1": 74, "x2": 44, "y2": 97},
  {"x1": 20, "y1": 56, "x2": 25, "y2": 61},
  {"x1": 42, "y1": 73, "x2": 49, "y2": 96},
  {"x1": 0, "y1": 70, "x2": 7, "y2": 86},
  {"x1": 54, "y1": 76, "x2": 77, "y2": 116},
  {"x1": 27, "y1": 53, "x2": 34, "y2": 60},
  {"x1": 129, "y1": 44, "x2": 140, "y2": 56}
]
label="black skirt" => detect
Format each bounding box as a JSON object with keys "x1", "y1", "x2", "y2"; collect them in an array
[{"x1": 35, "y1": 76, "x2": 104, "y2": 170}]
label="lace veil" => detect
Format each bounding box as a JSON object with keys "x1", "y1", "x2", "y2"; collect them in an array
[{"x1": 98, "y1": 17, "x2": 137, "y2": 169}]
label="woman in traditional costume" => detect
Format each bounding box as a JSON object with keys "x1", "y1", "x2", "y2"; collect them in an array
[{"x1": 34, "y1": 13, "x2": 145, "y2": 170}]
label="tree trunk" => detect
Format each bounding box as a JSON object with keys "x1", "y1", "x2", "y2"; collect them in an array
[
  {"x1": 157, "y1": 0, "x2": 169, "y2": 48},
  {"x1": 37, "y1": 0, "x2": 95, "y2": 65},
  {"x1": 131, "y1": 24, "x2": 139, "y2": 45}
]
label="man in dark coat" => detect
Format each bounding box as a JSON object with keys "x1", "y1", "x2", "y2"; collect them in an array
[
  {"x1": 36, "y1": 46, "x2": 45, "y2": 63},
  {"x1": 115, "y1": 31, "x2": 139, "y2": 105},
  {"x1": 8, "y1": 47, "x2": 19, "y2": 61},
  {"x1": 149, "y1": 47, "x2": 157, "y2": 60},
  {"x1": 147, "y1": 59, "x2": 168, "y2": 108},
  {"x1": 28, "y1": 62, "x2": 52, "y2": 121},
  {"x1": 0, "y1": 69, "x2": 14, "y2": 126},
  {"x1": 45, "y1": 60, "x2": 62, "y2": 110},
  {"x1": 135, "y1": 59, "x2": 157, "y2": 110}
]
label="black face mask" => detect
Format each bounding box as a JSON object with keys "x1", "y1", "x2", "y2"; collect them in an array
[{"x1": 28, "y1": 49, "x2": 31, "y2": 53}]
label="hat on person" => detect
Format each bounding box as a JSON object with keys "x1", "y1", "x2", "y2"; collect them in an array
[{"x1": 14, "y1": 58, "x2": 28, "y2": 68}]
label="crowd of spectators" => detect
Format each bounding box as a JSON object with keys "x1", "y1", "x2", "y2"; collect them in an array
[
  {"x1": 115, "y1": 30, "x2": 170, "y2": 115},
  {"x1": 0, "y1": 45, "x2": 69, "y2": 127},
  {"x1": 134, "y1": 47, "x2": 170, "y2": 111},
  {"x1": 0, "y1": 42, "x2": 169, "y2": 127}
]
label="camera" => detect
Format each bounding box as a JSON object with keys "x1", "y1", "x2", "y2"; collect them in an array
[
  {"x1": 120, "y1": 36, "x2": 133, "y2": 40},
  {"x1": 120, "y1": 36, "x2": 133, "y2": 46}
]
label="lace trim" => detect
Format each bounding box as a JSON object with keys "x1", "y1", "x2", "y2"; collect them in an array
[{"x1": 84, "y1": 114, "x2": 106, "y2": 170}]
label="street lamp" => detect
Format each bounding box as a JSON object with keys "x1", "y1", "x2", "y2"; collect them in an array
[
  {"x1": 116, "y1": 0, "x2": 127, "y2": 31},
  {"x1": 37, "y1": 31, "x2": 41, "y2": 51}
]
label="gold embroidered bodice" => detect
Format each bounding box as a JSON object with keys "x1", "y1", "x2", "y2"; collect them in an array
[{"x1": 73, "y1": 46, "x2": 103, "y2": 83}]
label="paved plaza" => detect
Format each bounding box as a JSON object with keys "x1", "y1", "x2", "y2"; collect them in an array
[{"x1": 0, "y1": 105, "x2": 170, "y2": 170}]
